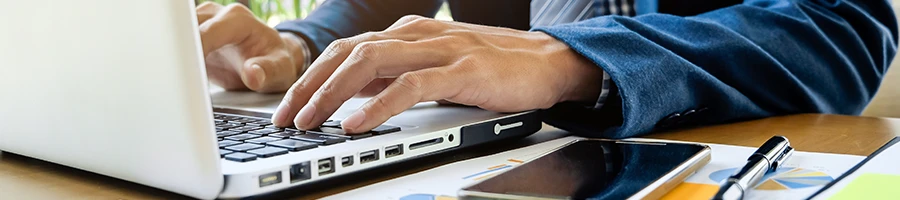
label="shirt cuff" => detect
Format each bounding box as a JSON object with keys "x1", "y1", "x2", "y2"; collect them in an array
[{"x1": 593, "y1": 69, "x2": 613, "y2": 110}]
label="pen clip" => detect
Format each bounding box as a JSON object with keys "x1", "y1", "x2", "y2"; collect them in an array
[
  {"x1": 771, "y1": 146, "x2": 794, "y2": 170},
  {"x1": 751, "y1": 136, "x2": 791, "y2": 172}
]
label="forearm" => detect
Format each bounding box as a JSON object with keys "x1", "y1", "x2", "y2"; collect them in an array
[{"x1": 536, "y1": 0, "x2": 898, "y2": 138}]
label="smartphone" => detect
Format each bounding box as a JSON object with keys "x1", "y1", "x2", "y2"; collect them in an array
[{"x1": 458, "y1": 139, "x2": 711, "y2": 200}]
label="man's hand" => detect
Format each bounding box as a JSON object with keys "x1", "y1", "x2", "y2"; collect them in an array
[
  {"x1": 272, "y1": 15, "x2": 604, "y2": 133},
  {"x1": 197, "y1": 2, "x2": 306, "y2": 93}
]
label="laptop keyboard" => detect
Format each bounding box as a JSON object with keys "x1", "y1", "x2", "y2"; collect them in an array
[{"x1": 213, "y1": 113, "x2": 401, "y2": 162}]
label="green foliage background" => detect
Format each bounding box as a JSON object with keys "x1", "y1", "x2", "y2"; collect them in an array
[
  {"x1": 196, "y1": 0, "x2": 453, "y2": 26},
  {"x1": 197, "y1": 0, "x2": 319, "y2": 23}
]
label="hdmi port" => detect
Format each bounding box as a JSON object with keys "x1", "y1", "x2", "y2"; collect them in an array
[{"x1": 409, "y1": 138, "x2": 444, "y2": 150}]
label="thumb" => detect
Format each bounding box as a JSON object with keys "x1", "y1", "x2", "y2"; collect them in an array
[{"x1": 242, "y1": 53, "x2": 296, "y2": 93}]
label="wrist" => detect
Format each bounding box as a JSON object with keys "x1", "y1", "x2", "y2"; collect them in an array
[
  {"x1": 537, "y1": 33, "x2": 603, "y2": 103},
  {"x1": 279, "y1": 32, "x2": 311, "y2": 77}
]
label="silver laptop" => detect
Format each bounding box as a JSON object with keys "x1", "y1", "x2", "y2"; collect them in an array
[{"x1": 0, "y1": 1, "x2": 540, "y2": 199}]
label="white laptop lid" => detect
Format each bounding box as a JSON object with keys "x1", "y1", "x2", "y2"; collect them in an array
[{"x1": 0, "y1": 1, "x2": 222, "y2": 199}]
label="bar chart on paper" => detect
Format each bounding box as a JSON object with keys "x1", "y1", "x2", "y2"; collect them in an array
[
  {"x1": 396, "y1": 158, "x2": 529, "y2": 200},
  {"x1": 709, "y1": 167, "x2": 835, "y2": 190},
  {"x1": 661, "y1": 144, "x2": 863, "y2": 200}
]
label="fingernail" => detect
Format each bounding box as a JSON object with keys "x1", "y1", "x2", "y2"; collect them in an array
[
  {"x1": 295, "y1": 103, "x2": 316, "y2": 128},
  {"x1": 251, "y1": 64, "x2": 266, "y2": 88},
  {"x1": 342, "y1": 111, "x2": 366, "y2": 130},
  {"x1": 272, "y1": 101, "x2": 288, "y2": 126}
]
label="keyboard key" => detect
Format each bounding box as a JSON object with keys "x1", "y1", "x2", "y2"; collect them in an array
[
  {"x1": 245, "y1": 123, "x2": 267, "y2": 127},
  {"x1": 267, "y1": 139, "x2": 318, "y2": 151},
  {"x1": 252, "y1": 121, "x2": 273, "y2": 126},
  {"x1": 245, "y1": 137, "x2": 282, "y2": 144},
  {"x1": 224, "y1": 143, "x2": 265, "y2": 152},
  {"x1": 265, "y1": 125, "x2": 281, "y2": 129},
  {"x1": 247, "y1": 147, "x2": 289, "y2": 158},
  {"x1": 232, "y1": 118, "x2": 253, "y2": 123},
  {"x1": 279, "y1": 129, "x2": 301, "y2": 135},
  {"x1": 219, "y1": 149, "x2": 233, "y2": 157},
  {"x1": 249, "y1": 129, "x2": 280, "y2": 135},
  {"x1": 216, "y1": 125, "x2": 238, "y2": 130},
  {"x1": 218, "y1": 140, "x2": 241, "y2": 147},
  {"x1": 291, "y1": 133, "x2": 346, "y2": 145},
  {"x1": 269, "y1": 131, "x2": 298, "y2": 139},
  {"x1": 370, "y1": 125, "x2": 401, "y2": 134},
  {"x1": 216, "y1": 131, "x2": 241, "y2": 137},
  {"x1": 231, "y1": 126, "x2": 263, "y2": 133},
  {"x1": 266, "y1": 127, "x2": 287, "y2": 131},
  {"x1": 321, "y1": 120, "x2": 342, "y2": 127},
  {"x1": 243, "y1": 118, "x2": 268, "y2": 124},
  {"x1": 224, "y1": 152, "x2": 257, "y2": 162},
  {"x1": 314, "y1": 127, "x2": 373, "y2": 140},
  {"x1": 222, "y1": 116, "x2": 242, "y2": 121},
  {"x1": 225, "y1": 134, "x2": 262, "y2": 141}
]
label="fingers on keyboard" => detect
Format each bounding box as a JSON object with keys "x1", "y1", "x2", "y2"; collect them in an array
[{"x1": 214, "y1": 114, "x2": 401, "y2": 162}]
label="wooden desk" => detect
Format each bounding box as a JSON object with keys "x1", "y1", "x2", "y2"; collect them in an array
[{"x1": 1, "y1": 114, "x2": 897, "y2": 199}]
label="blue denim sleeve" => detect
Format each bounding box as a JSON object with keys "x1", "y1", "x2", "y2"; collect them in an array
[
  {"x1": 534, "y1": 0, "x2": 898, "y2": 138},
  {"x1": 274, "y1": 0, "x2": 443, "y2": 59}
]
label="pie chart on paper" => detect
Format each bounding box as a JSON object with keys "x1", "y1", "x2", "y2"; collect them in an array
[{"x1": 709, "y1": 167, "x2": 834, "y2": 190}]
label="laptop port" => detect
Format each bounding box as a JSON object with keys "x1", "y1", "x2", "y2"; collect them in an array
[
  {"x1": 360, "y1": 149, "x2": 380, "y2": 164},
  {"x1": 385, "y1": 144, "x2": 403, "y2": 158},
  {"x1": 258, "y1": 171, "x2": 282, "y2": 188},
  {"x1": 289, "y1": 161, "x2": 311, "y2": 183},
  {"x1": 409, "y1": 138, "x2": 444, "y2": 150},
  {"x1": 341, "y1": 156, "x2": 354, "y2": 167},
  {"x1": 318, "y1": 158, "x2": 335, "y2": 176}
]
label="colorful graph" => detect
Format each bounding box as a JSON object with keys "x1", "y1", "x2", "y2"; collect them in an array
[
  {"x1": 398, "y1": 159, "x2": 527, "y2": 200},
  {"x1": 709, "y1": 167, "x2": 834, "y2": 190}
]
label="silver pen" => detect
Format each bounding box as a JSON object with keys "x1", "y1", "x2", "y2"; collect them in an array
[{"x1": 712, "y1": 135, "x2": 795, "y2": 200}]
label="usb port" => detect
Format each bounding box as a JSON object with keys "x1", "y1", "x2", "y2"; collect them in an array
[
  {"x1": 341, "y1": 156, "x2": 354, "y2": 167},
  {"x1": 317, "y1": 158, "x2": 335, "y2": 176},
  {"x1": 385, "y1": 144, "x2": 403, "y2": 158},
  {"x1": 360, "y1": 149, "x2": 379, "y2": 164}
]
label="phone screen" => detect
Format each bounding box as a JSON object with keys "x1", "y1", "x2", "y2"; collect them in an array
[{"x1": 461, "y1": 140, "x2": 707, "y2": 199}]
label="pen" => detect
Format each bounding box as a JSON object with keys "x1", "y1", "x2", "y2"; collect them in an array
[{"x1": 712, "y1": 135, "x2": 795, "y2": 200}]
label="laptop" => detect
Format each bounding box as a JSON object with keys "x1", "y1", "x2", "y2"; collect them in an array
[{"x1": 0, "y1": 1, "x2": 540, "y2": 199}]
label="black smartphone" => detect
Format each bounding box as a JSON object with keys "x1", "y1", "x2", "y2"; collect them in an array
[{"x1": 458, "y1": 139, "x2": 711, "y2": 200}]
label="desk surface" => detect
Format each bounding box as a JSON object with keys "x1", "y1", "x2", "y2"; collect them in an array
[{"x1": 1, "y1": 114, "x2": 898, "y2": 199}]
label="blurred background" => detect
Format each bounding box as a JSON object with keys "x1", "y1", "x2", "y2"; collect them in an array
[
  {"x1": 862, "y1": 0, "x2": 900, "y2": 118},
  {"x1": 195, "y1": 0, "x2": 453, "y2": 26},
  {"x1": 196, "y1": 0, "x2": 900, "y2": 118}
]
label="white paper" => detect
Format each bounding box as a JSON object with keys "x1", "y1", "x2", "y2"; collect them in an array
[
  {"x1": 325, "y1": 137, "x2": 864, "y2": 200},
  {"x1": 811, "y1": 138, "x2": 900, "y2": 199}
]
